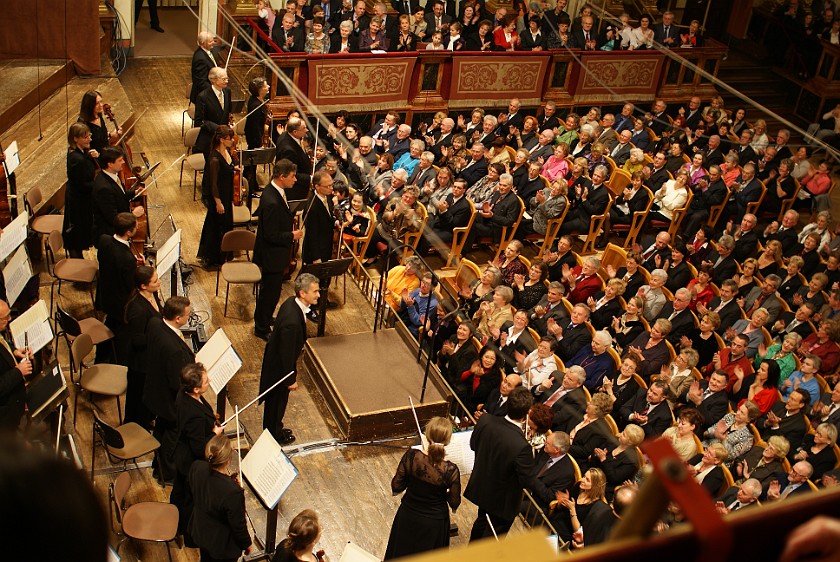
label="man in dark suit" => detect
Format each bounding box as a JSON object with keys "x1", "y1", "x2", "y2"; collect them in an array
[
  {"x1": 630, "y1": 121, "x2": 650, "y2": 152},
  {"x1": 683, "y1": 96, "x2": 704, "y2": 130},
  {"x1": 638, "y1": 231, "x2": 672, "y2": 272},
  {"x1": 526, "y1": 431, "x2": 575, "y2": 510},
  {"x1": 458, "y1": 143, "x2": 489, "y2": 188},
  {"x1": 700, "y1": 135, "x2": 725, "y2": 168},
  {"x1": 715, "y1": 478, "x2": 763, "y2": 513},
  {"x1": 0, "y1": 300, "x2": 32, "y2": 431},
  {"x1": 302, "y1": 171, "x2": 337, "y2": 269},
  {"x1": 467, "y1": 174, "x2": 521, "y2": 247},
  {"x1": 618, "y1": 380, "x2": 673, "y2": 437},
  {"x1": 652, "y1": 11, "x2": 679, "y2": 47},
  {"x1": 569, "y1": 15, "x2": 600, "y2": 49},
  {"x1": 810, "y1": 380, "x2": 840, "y2": 430},
  {"x1": 528, "y1": 282, "x2": 569, "y2": 337},
  {"x1": 464, "y1": 387, "x2": 535, "y2": 540},
  {"x1": 725, "y1": 213, "x2": 760, "y2": 262},
  {"x1": 735, "y1": 129, "x2": 758, "y2": 166},
  {"x1": 527, "y1": 129, "x2": 555, "y2": 163},
  {"x1": 655, "y1": 290, "x2": 697, "y2": 345},
  {"x1": 538, "y1": 101, "x2": 561, "y2": 132},
  {"x1": 391, "y1": 0, "x2": 420, "y2": 15},
  {"x1": 760, "y1": 389, "x2": 811, "y2": 456},
  {"x1": 91, "y1": 148, "x2": 141, "y2": 244},
  {"x1": 386, "y1": 124, "x2": 412, "y2": 161},
  {"x1": 253, "y1": 161, "x2": 303, "y2": 340},
  {"x1": 559, "y1": 165, "x2": 611, "y2": 235},
  {"x1": 701, "y1": 235, "x2": 739, "y2": 285},
  {"x1": 533, "y1": 366, "x2": 588, "y2": 432},
  {"x1": 271, "y1": 11, "x2": 306, "y2": 52},
  {"x1": 408, "y1": 152, "x2": 437, "y2": 189},
  {"x1": 646, "y1": 100, "x2": 670, "y2": 138},
  {"x1": 609, "y1": 129, "x2": 634, "y2": 166},
  {"x1": 480, "y1": 373, "x2": 522, "y2": 418},
  {"x1": 426, "y1": 178, "x2": 470, "y2": 249},
  {"x1": 427, "y1": 118, "x2": 455, "y2": 161},
  {"x1": 424, "y1": 0, "x2": 453, "y2": 36},
  {"x1": 696, "y1": 279, "x2": 742, "y2": 335},
  {"x1": 143, "y1": 296, "x2": 195, "y2": 481},
  {"x1": 644, "y1": 151, "x2": 671, "y2": 192},
  {"x1": 551, "y1": 304, "x2": 593, "y2": 362},
  {"x1": 275, "y1": 117, "x2": 313, "y2": 201},
  {"x1": 770, "y1": 304, "x2": 816, "y2": 342},
  {"x1": 330, "y1": 0, "x2": 355, "y2": 28},
  {"x1": 682, "y1": 166, "x2": 727, "y2": 237},
  {"x1": 95, "y1": 213, "x2": 138, "y2": 362},
  {"x1": 259, "y1": 273, "x2": 320, "y2": 445},
  {"x1": 193, "y1": 67, "x2": 232, "y2": 156},
  {"x1": 190, "y1": 32, "x2": 217, "y2": 103},
  {"x1": 760, "y1": 209, "x2": 801, "y2": 255},
  {"x1": 369, "y1": 111, "x2": 400, "y2": 154},
  {"x1": 765, "y1": 462, "x2": 814, "y2": 501},
  {"x1": 681, "y1": 371, "x2": 730, "y2": 432}
]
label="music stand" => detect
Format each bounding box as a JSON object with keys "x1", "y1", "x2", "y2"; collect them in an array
[
  {"x1": 300, "y1": 258, "x2": 354, "y2": 336},
  {"x1": 240, "y1": 148, "x2": 276, "y2": 207}
]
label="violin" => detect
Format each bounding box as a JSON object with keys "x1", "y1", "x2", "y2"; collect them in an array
[
  {"x1": 103, "y1": 103, "x2": 149, "y2": 265},
  {"x1": 316, "y1": 549, "x2": 326, "y2": 562},
  {"x1": 228, "y1": 115, "x2": 247, "y2": 207}
]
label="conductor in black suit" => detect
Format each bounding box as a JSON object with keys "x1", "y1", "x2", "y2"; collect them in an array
[
  {"x1": 275, "y1": 116, "x2": 313, "y2": 201},
  {"x1": 259, "y1": 273, "x2": 320, "y2": 445},
  {"x1": 190, "y1": 32, "x2": 218, "y2": 103},
  {"x1": 95, "y1": 213, "x2": 138, "y2": 363},
  {"x1": 464, "y1": 386, "x2": 535, "y2": 541},
  {"x1": 0, "y1": 299, "x2": 33, "y2": 431},
  {"x1": 91, "y1": 148, "x2": 144, "y2": 244},
  {"x1": 194, "y1": 67, "x2": 232, "y2": 156},
  {"x1": 302, "y1": 171, "x2": 337, "y2": 291},
  {"x1": 253, "y1": 161, "x2": 303, "y2": 340},
  {"x1": 143, "y1": 296, "x2": 195, "y2": 481}
]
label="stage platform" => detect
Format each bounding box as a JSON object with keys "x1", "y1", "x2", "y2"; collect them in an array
[
  {"x1": 0, "y1": 60, "x2": 75, "y2": 136},
  {"x1": 304, "y1": 327, "x2": 452, "y2": 441}
]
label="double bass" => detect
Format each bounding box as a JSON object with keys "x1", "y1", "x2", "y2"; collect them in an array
[
  {"x1": 102, "y1": 104, "x2": 149, "y2": 264},
  {"x1": 0, "y1": 140, "x2": 15, "y2": 226}
]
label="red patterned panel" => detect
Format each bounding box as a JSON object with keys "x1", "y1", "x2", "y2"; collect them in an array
[
  {"x1": 307, "y1": 58, "x2": 416, "y2": 111},
  {"x1": 449, "y1": 55, "x2": 549, "y2": 106},
  {"x1": 575, "y1": 53, "x2": 665, "y2": 97}
]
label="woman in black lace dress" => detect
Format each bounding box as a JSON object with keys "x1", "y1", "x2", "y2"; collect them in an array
[
  {"x1": 197, "y1": 125, "x2": 236, "y2": 267},
  {"x1": 384, "y1": 417, "x2": 461, "y2": 559}
]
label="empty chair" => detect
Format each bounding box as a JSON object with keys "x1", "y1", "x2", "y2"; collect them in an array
[
  {"x1": 91, "y1": 411, "x2": 160, "y2": 481},
  {"x1": 25, "y1": 186, "x2": 64, "y2": 256},
  {"x1": 216, "y1": 230, "x2": 262, "y2": 317},
  {"x1": 109, "y1": 472, "x2": 179, "y2": 562},
  {"x1": 54, "y1": 305, "x2": 115, "y2": 377},
  {"x1": 179, "y1": 127, "x2": 205, "y2": 200},
  {"x1": 46, "y1": 230, "x2": 98, "y2": 314}
]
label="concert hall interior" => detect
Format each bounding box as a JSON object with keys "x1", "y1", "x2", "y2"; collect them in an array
[{"x1": 4, "y1": 0, "x2": 840, "y2": 561}]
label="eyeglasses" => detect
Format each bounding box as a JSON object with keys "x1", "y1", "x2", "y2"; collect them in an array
[{"x1": 790, "y1": 467, "x2": 809, "y2": 479}]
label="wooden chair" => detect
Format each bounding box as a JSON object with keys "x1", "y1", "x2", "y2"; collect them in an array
[
  {"x1": 816, "y1": 374, "x2": 829, "y2": 395},
  {"x1": 611, "y1": 186, "x2": 654, "y2": 249},
  {"x1": 718, "y1": 464, "x2": 736, "y2": 497},
  {"x1": 402, "y1": 203, "x2": 429, "y2": 257},
  {"x1": 604, "y1": 414, "x2": 620, "y2": 436},
  {"x1": 179, "y1": 127, "x2": 205, "y2": 200},
  {"x1": 215, "y1": 230, "x2": 262, "y2": 317},
  {"x1": 441, "y1": 259, "x2": 481, "y2": 304},
  {"x1": 744, "y1": 181, "x2": 768, "y2": 217},
  {"x1": 345, "y1": 206, "x2": 377, "y2": 275},
  {"x1": 25, "y1": 186, "x2": 64, "y2": 255},
  {"x1": 608, "y1": 168, "x2": 632, "y2": 197},
  {"x1": 46, "y1": 230, "x2": 98, "y2": 314},
  {"x1": 706, "y1": 186, "x2": 731, "y2": 229},
  {"x1": 748, "y1": 423, "x2": 767, "y2": 447},
  {"x1": 633, "y1": 373, "x2": 649, "y2": 389},
  {"x1": 607, "y1": 347, "x2": 622, "y2": 371},
  {"x1": 54, "y1": 305, "x2": 115, "y2": 379},
  {"x1": 692, "y1": 433, "x2": 704, "y2": 455},
  {"x1": 581, "y1": 197, "x2": 613, "y2": 255},
  {"x1": 444, "y1": 198, "x2": 477, "y2": 269},
  {"x1": 778, "y1": 179, "x2": 802, "y2": 222},
  {"x1": 109, "y1": 472, "x2": 179, "y2": 562},
  {"x1": 181, "y1": 81, "x2": 195, "y2": 137},
  {"x1": 599, "y1": 244, "x2": 627, "y2": 280}
]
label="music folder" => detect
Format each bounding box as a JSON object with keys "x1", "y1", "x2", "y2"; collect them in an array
[
  {"x1": 240, "y1": 429, "x2": 298, "y2": 510},
  {"x1": 26, "y1": 360, "x2": 67, "y2": 422}
]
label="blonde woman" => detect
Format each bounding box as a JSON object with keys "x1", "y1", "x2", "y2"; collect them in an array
[
  {"x1": 473, "y1": 285, "x2": 515, "y2": 339},
  {"x1": 649, "y1": 169, "x2": 689, "y2": 222},
  {"x1": 556, "y1": 468, "x2": 613, "y2": 546}
]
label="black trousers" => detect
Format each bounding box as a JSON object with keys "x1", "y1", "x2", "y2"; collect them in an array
[
  {"x1": 469, "y1": 508, "x2": 514, "y2": 542},
  {"x1": 152, "y1": 417, "x2": 177, "y2": 481},
  {"x1": 124, "y1": 368, "x2": 153, "y2": 429},
  {"x1": 263, "y1": 387, "x2": 290, "y2": 442},
  {"x1": 254, "y1": 271, "x2": 284, "y2": 334},
  {"x1": 134, "y1": 0, "x2": 159, "y2": 25}
]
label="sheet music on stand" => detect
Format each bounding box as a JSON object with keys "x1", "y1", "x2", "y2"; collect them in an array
[
  {"x1": 412, "y1": 429, "x2": 474, "y2": 476},
  {"x1": 10, "y1": 299, "x2": 52, "y2": 353},
  {"x1": 3, "y1": 245, "x2": 31, "y2": 306},
  {"x1": 241, "y1": 429, "x2": 298, "y2": 510},
  {"x1": 0, "y1": 210, "x2": 28, "y2": 262},
  {"x1": 338, "y1": 542, "x2": 380, "y2": 562},
  {"x1": 3, "y1": 140, "x2": 20, "y2": 175},
  {"x1": 155, "y1": 228, "x2": 181, "y2": 278},
  {"x1": 195, "y1": 328, "x2": 242, "y2": 394}
]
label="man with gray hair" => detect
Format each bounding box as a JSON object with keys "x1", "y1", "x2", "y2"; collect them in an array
[
  {"x1": 741, "y1": 273, "x2": 783, "y2": 326},
  {"x1": 428, "y1": 117, "x2": 455, "y2": 160},
  {"x1": 458, "y1": 142, "x2": 489, "y2": 187},
  {"x1": 394, "y1": 138, "x2": 425, "y2": 177},
  {"x1": 525, "y1": 430, "x2": 575, "y2": 510},
  {"x1": 654, "y1": 287, "x2": 697, "y2": 344},
  {"x1": 408, "y1": 151, "x2": 438, "y2": 189},
  {"x1": 387, "y1": 123, "x2": 413, "y2": 160},
  {"x1": 467, "y1": 172, "x2": 521, "y2": 247},
  {"x1": 701, "y1": 234, "x2": 739, "y2": 283},
  {"x1": 528, "y1": 128, "x2": 556, "y2": 162},
  {"x1": 716, "y1": 478, "x2": 763, "y2": 513},
  {"x1": 534, "y1": 366, "x2": 588, "y2": 432},
  {"x1": 259, "y1": 272, "x2": 321, "y2": 445},
  {"x1": 190, "y1": 32, "x2": 217, "y2": 102},
  {"x1": 275, "y1": 116, "x2": 313, "y2": 200}
]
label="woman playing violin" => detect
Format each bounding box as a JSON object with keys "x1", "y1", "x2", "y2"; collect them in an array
[
  {"x1": 64, "y1": 122, "x2": 97, "y2": 258},
  {"x1": 272, "y1": 509, "x2": 325, "y2": 562},
  {"x1": 79, "y1": 90, "x2": 122, "y2": 153},
  {"x1": 198, "y1": 125, "x2": 237, "y2": 268}
]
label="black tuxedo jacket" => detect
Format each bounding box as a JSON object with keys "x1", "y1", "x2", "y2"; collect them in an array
[
  {"x1": 190, "y1": 48, "x2": 216, "y2": 103},
  {"x1": 535, "y1": 382, "x2": 587, "y2": 432},
  {"x1": 761, "y1": 226, "x2": 799, "y2": 255},
  {"x1": 528, "y1": 297, "x2": 569, "y2": 337},
  {"x1": 736, "y1": 145, "x2": 758, "y2": 166},
  {"x1": 556, "y1": 322, "x2": 592, "y2": 361},
  {"x1": 482, "y1": 387, "x2": 508, "y2": 416},
  {"x1": 568, "y1": 418, "x2": 612, "y2": 463},
  {"x1": 0, "y1": 339, "x2": 23, "y2": 430},
  {"x1": 707, "y1": 297, "x2": 743, "y2": 334},
  {"x1": 619, "y1": 390, "x2": 673, "y2": 437},
  {"x1": 253, "y1": 184, "x2": 295, "y2": 274},
  {"x1": 706, "y1": 252, "x2": 739, "y2": 284},
  {"x1": 143, "y1": 318, "x2": 196, "y2": 422},
  {"x1": 328, "y1": 33, "x2": 359, "y2": 53},
  {"x1": 275, "y1": 132, "x2": 312, "y2": 201},
  {"x1": 172, "y1": 392, "x2": 216, "y2": 474},
  {"x1": 630, "y1": 129, "x2": 650, "y2": 151},
  {"x1": 569, "y1": 183, "x2": 610, "y2": 224},
  {"x1": 653, "y1": 23, "x2": 680, "y2": 46},
  {"x1": 271, "y1": 25, "x2": 306, "y2": 52},
  {"x1": 194, "y1": 86, "x2": 232, "y2": 154},
  {"x1": 760, "y1": 403, "x2": 807, "y2": 454},
  {"x1": 434, "y1": 195, "x2": 471, "y2": 232},
  {"x1": 188, "y1": 461, "x2": 251, "y2": 559},
  {"x1": 464, "y1": 413, "x2": 535, "y2": 520},
  {"x1": 95, "y1": 235, "x2": 136, "y2": 318},
  {"x1": 458, "y1": 157, "x2": 488, "y2": 187},
  {"x1": 690, "y1": 179, "x2": 727, "y2": 212},
  {"x1": 703, "y1": 146, "x2": 725, "y2": 168},
  {"x1": 124, "y1": 294, "x2": 161, "y2": 373},
  {"x1": 518, "y1": 176, "x2": 545, "y2": 203},
  {"x1": 589, "y1": 294, "x2": 623, "y2": 331},
  {"x1": 91, "y1": 172, "x2": 134, "y2": 242},
  {"x1": 391, "y1": 0, "x2": 420, "y2": 14},
  {"x1": 301, "y1": 194, "x2": 334, "y2": 265},
  {"x1": 259, "y1": 296, "x2": 306, "y2": 399},
  {"x1": 731, "y1": 229, "x2": 759, "y2": 262},
  {"x1": 656, "y1": 304, "x2": 697, "y2": 345},
  {"x1": 684, "y1": 109, "x2": 704, "y2": 131},
  {"x1": 529, "y1": 452, "x2": 576, "y2": 504},
  {"x1": 645, "y1": 166, "x2": 670, "y2": 192},
  {"x1": 682, "y1": 381, "x2": 729, "y2": 430},
  {"x1": 569, "y1": 28, "x2": 601, "y2": 49}
]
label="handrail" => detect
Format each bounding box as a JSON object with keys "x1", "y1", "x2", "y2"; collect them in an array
[{"x1": 245, "y1": 16, "x2": 283, "y2": 54}]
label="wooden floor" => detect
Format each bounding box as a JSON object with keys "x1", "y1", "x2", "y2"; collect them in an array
[{"x1": 6, "y1": 54, "x2": 510, "y2": 562}]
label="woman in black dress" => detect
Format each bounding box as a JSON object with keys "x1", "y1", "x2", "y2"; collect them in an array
[
  {"x1": 79, "y1": 90, "x2": 121, "y2": 154},
  {"x1": 512, "y1": 260, "x2": 548, "y2": 310},
  {"x1": 244, "y1": 77, "x2": 269, "y2": 195},
  {"x1": 455, "y1": 347, "x2": 503, "y2": 414},
  {"x1": 384, "y1": 416, "x2": 461, "y2": 560},
  {"x1": 189, "y1": 434, "x2": 252, "y2": 562},
  {"x1": 272, "y1": 510, "x2": 323, "y2": 562},
  {"x1": 122, "y1": 266, "x2": 161, "y2": 427},
  {"x1": 63, "y1": 122, "x2": 97, "y2": 258},
  {"x1": 198, "y1": 125, "x2": 237, "y2": 267},
  {"x1": 172, "y1": 363, "x2": 222, "y2": 539}
]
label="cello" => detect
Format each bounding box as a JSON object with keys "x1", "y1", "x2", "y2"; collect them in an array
[
  {"x1": 102, "y1": 104, "x2": 149, "y2": 264},
  {"x1": 0, "y1": 140, "x2": 15, "y2": 226}
]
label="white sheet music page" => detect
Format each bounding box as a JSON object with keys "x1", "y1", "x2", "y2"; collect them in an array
[
  {"x1": 155, "y1": 228, "x2": 181, "y2": 277},
  {"x1": 196, "y1": 328, "x2": 242, "y2": 394},
  {"x1": 10, "y1": 299, "x2": 52, "y2": 352},
  {"x1": 3, "y1": 245, "x2": 31, "y2": 306},
  {"x1": 411, "y1": 429, "x2": 474, "y2": 475},
  {"x1": 0, "y1": 211, "x2": 28, "y2": 262},
  {"x1": 338, "y1": 542, "x2": 380, "y2": 562},
  {"x1": 241, "y1": 429, "x2": 298, "y2": 509}
]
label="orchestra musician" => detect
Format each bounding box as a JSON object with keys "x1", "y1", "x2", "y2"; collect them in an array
[
  {"x1": 190, "y1": 32, "x2": 218, "y2": 104},
  {"x1": 302, "y1": 171, "x2": 339, "y2": 310},
  {"x1": 271, "y1": 509, "x2": 325, "y2": 562},
  {"x1": 275, "y1": 116, "x2": 313, "y2": 201},
  {"x1": 0, "y1": 299, "x2": 33, "y2": 432},
  {"x1": 91, "y1": 147, "x2": 145, "y2": 246},
  {"x1": 122, "y1": 265, "x2": 161, "y2": 428},
  {"x1": 64, "y1": 122, "x2": 98, "y2": 258},
  {"x1": 194, "y1": 67, "x2": 232, "y2": 156},
  {"x1": 188, "y1": 434, "x2": 253, "y2": 562},
  {"x1": 244, "y1": 77, "x2": 270, "y2": 195},
  {"x1": 197, "y1": 125, "x2": 237, "y2": 269},
  {"x1": 95, "y1": 213, "x2": 139, "y2": 364},
  {"x1": 170, "y1": 363, "x2": 223, "y2": 540},
  {"x1": 78, "y1": 90, "x2": 122, "y2": 154}
]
